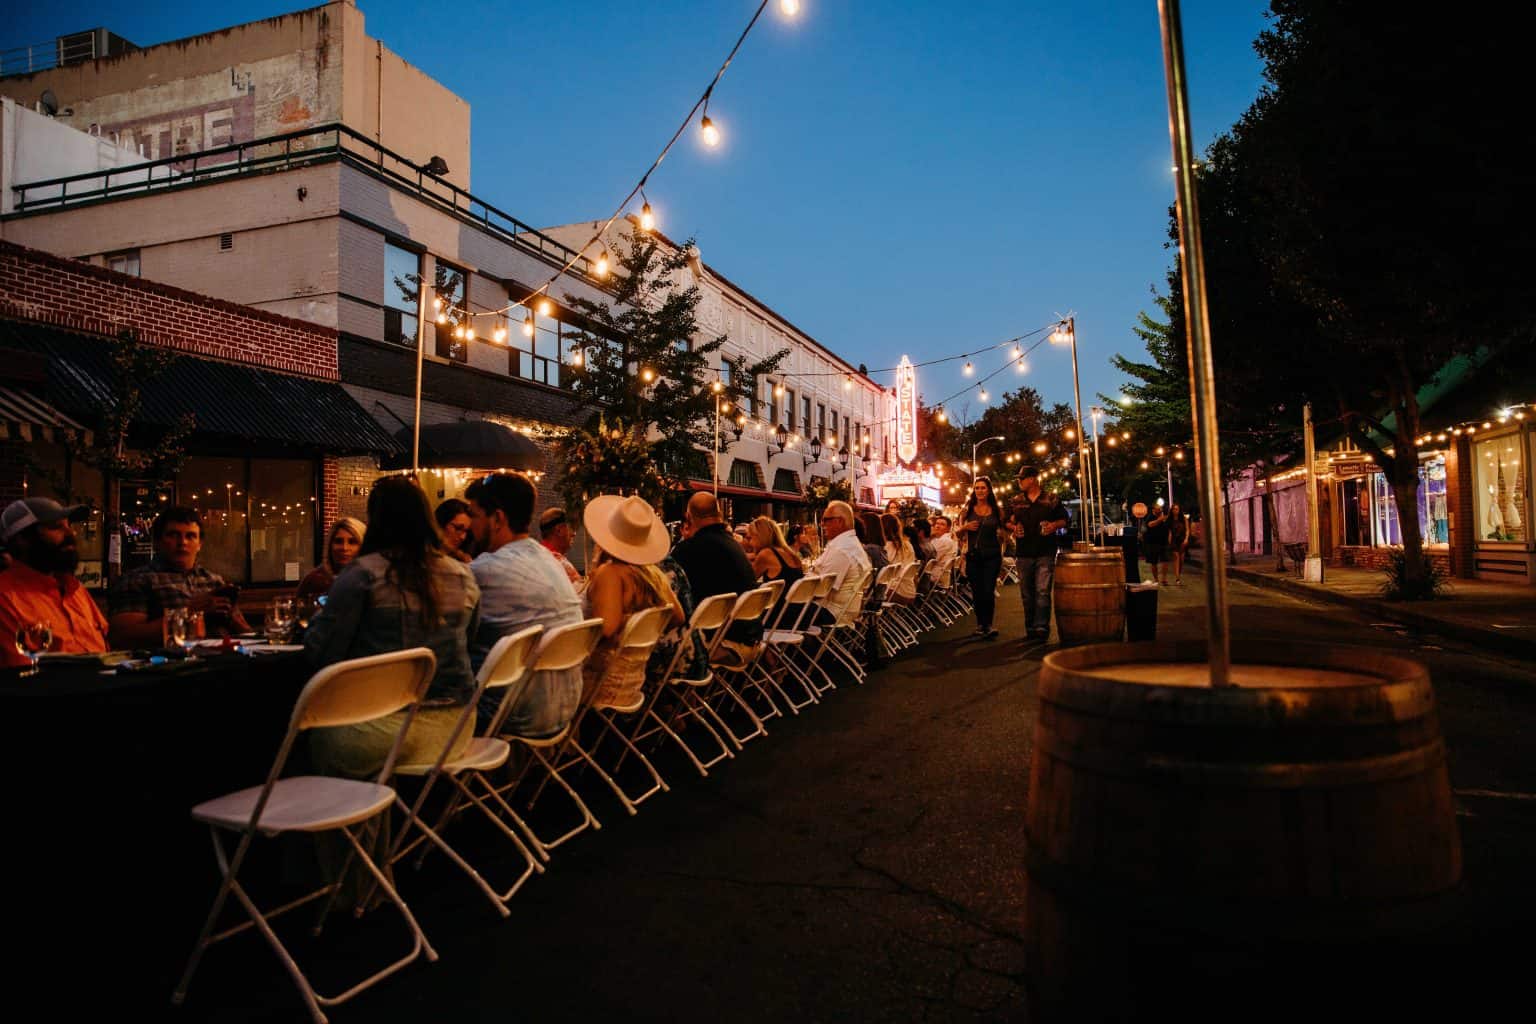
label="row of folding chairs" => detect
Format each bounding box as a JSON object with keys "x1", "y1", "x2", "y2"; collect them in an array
[{"x1": 172, "y1": 563, "x2": 976, "y2": 1021}]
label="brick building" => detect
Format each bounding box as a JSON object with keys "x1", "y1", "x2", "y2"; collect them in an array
[{"x1": 0, "y1": 240, "x2": 395, "y2": 587}]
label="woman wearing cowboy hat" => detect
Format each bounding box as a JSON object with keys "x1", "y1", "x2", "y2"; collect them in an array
[{"x1": 581, "y1": 495, "x2": 684, "y2": 696}]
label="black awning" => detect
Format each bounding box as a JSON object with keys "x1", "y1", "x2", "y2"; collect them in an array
[
  {"x1": 0, "y1": 322, "x2": 400, "y2": 455},
  {"x1": 384, "y1": 419, "x2": 544, "y2": 471}
]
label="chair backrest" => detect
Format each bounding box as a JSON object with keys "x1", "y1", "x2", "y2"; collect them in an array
[
  {"x1": 531, "y1": 618, "x2": 605, "y2": 673},
  {"x1": 295, "y1": 647, "x2": 437, "y2": 732},
  {"x1": 477, "y1": 624, "x2": 546, "y2": 692},
  {"x1": 767, "y1": 574, "x2": 821, "y2": 632},
  {"x1": 591, "y1": 606, "x2": 671, "y2": 712},
  {"x1": 875, "y1": 562, "x2": 904, "y2": 587},
  {"x1": 726, "y1": 586, "x2": 774, "y2": 632},
  {"x1": 656, "y1": 591, "x2": 737, "y2": 684},
  {"x1": 758, "y1": 577, "x2": 786, "y2": 609},
  {"x1": 813, "y1": 573, "x2": 836, "y2": 599}
]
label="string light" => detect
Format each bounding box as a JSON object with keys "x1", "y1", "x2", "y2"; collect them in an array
[
  {"x1": 780, "y1": 0, "x2": 800, "y2": 15},
  {"x1": 493, "y1": 325, "x2": 507, "y2": 343},
  {"x1": 963, "y1": 362, "x2": 974, "y2": 376},
  {"x1": 435, "y1": 311, "x2": 448, "y2": 325},
  {"x1": 522, "y1": 311, "x2": 535, "y2": 338},
  {"x1": 537, "y1": 298, "x2": 552, "y2": 317},
  {"x1": 641, "y1": 367, "x2": 655, "y2": 383},
  {"x1": 700, "y1": 115, "x2": 721, "y2": 147},
  {"x1": 979, "y1": 388, "x2": 989, "y2": 403},
  {"x1": 640, "y1": 199, "x2": 656, "y2": 232},
  {"x1": 595, "y1": 250, "x2": 610, "y2": 277},
  {"x1": 937, "y1": 407, "x2": 947, "y2": 423}
]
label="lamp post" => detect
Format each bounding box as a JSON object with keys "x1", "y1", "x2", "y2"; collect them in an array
[
  {"x1": 1051, "y1": 319, "x2": 1092, "y2": 545},
  {"x1": 972, "y1": 435, "x2": 1006, "y2": 481},
  {"x1": 1089, "y1": 406, "x2": 1106, "y2": 539}
]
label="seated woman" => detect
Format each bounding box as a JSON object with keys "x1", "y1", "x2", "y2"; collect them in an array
[
  {"x1": 435, "y1": 498, "x2": 475, "y2": 564},
  {"x1": 304, "y1": 477, "x2": 481, "y2": 780},
  {"x1": 882, "y1": 512, "x2": 918, "y2": 605},
  {"x1": 747, "y1": 516, "x2": 804, "y2": 621},
  {"x1": 581, "y1": 495, "x2": 684, "y2": 701},
  {"x1": 295, "y1": 517, "x2": 365, "y2": 602},
  {"x1": 856, "y1": 512, "x2": 889, "y2": 570}
]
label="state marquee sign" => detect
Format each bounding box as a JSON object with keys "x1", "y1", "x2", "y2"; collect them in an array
[{"x1": 896, "y1": 355, "x2": 918, "y2": 465}]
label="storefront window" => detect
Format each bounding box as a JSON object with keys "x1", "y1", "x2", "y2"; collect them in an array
[
  {"x1": 180, "y1": 456, "x2": 249, "y2": 581},
  {"x1": 1420, "y1": 453, "x2": 1449, "y2": 545},
  {"x1": 250, "y1": 459, "x2": 316, "y2": 584},
  {"x1": 1474, "y1": 433, "x2": 1526, "y2": 542}
]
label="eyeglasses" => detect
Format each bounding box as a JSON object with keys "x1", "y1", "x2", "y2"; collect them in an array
[{"x1": 822, "y1": 514, "x2": 845, "y2": 522}]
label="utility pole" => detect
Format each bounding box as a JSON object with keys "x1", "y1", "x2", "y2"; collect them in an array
[{"x1": 1303, "y1": 402, "x2": 1324, "y2": 582}]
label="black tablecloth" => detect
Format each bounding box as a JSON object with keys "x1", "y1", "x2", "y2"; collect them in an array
[{"x1": 3, "y1": 651, "x2": 313, "y2": 1010}]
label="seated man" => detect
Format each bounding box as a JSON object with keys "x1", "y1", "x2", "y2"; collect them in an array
[
  {"x1": 537, "y1": 506, "x2": 583, "y2": 588},
  {"x1": 0, "y1": 498, "x2": 109, "y2": 665},
  {"x1": 928, "y1": 515, "x2": 957, "y2": 584},
  {"x1": 108, "y1": 506, "x2": 250, "y2": 648},
  {"x1": 813, "y1": 500, "x2": 872, "y2": 628},
  {"x1": 670, "y1": 493, "x2": 761, "y2": 654},
  {"x1": 466, "y1": 473, "x2": 584, "y2": 737}
]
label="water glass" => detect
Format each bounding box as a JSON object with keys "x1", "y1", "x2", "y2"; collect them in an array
[
  {"x1": 14, "y1": 621, "x2": 53, "y2": 676},
  {"x1": 266, "y1": 598, "x2": 295, "y2": 644},
  {"x1": 165, "y1": 607, "x2": 194, "y2": 654}
]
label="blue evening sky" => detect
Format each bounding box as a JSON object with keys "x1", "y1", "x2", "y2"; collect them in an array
[{"x1": 2, "y1": 1, "x2": 1271, "y2": 424}]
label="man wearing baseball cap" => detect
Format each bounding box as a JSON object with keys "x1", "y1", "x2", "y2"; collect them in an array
[
  {"x1": 537, "y1": 506, "x2": 582, "y2": 587},
  {"x1": 0, "y1": 497, "x2": 109, "y2": 666}
]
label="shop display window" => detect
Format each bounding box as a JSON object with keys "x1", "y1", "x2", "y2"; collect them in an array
[{"x1": 1473, "y1": 433, "x2": 1526, "y2": 543}]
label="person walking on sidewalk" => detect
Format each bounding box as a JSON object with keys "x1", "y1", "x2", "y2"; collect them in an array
[
  {"x1": 1167, "y1": 504, "x2": 1189, "y2": 584},
  {"x1": 1006, "y1": 467, "x2": 1071, "y2": 643},
  {"x1": 1143, "y1": 506, "x2": 1171, "y2": 584},
  {"x1": 960, "y1": 477, "x2": 1003, "y2": 640}
]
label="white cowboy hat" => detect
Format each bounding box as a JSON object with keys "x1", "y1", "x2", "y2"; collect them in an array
[{"x1": 583, "y1": 495, "x2": 670, "y2": 566}]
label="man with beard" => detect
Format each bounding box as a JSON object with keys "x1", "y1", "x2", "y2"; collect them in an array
[{"x1": 0, "y1": 498, "x2": 109, "y2": 666}]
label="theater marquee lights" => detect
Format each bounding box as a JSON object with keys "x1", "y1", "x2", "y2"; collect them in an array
[{"x1": 896, "y1": 354, "x2": 918, "y2": 465}]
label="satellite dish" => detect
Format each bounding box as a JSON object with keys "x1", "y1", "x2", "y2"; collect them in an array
[{"x1": 39, "y1": 89, "x2": 59, "y2": 116}]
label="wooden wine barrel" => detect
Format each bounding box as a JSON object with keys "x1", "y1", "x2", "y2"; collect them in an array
[
  {"x1": 1050, "y1": 548, "x2": 1125, "y2": 644},
  {"x1": 1024, "y1": 641, "x2": 1462, "y2": 1020}
]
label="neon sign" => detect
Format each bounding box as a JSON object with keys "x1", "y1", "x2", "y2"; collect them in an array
[{"x1": 896, "y1": 355, "x2": 917, "y2": 464}]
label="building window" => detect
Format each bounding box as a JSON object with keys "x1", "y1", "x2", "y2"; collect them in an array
[
  {"x1": 817, "y1": 404, "x2": 826, "y2": 443},
  {"x1": 1420, "y1": 453, "x2": 1449, "y2": 545},
  {"x1": 432, "y1": 260, "x2": 469, "y2": 363},
  {"x1": 802, "y1": 396, "x2": 812, "y2": 436},
  {"x1": 383, "y1": 243, "x2": 421, "y2": 348},
  {"x1": 765, "y1": 380, "x2": 777, "y2": 426},
  {"x1": 785, "y1": 389, "x2": 797, "y2": 432},
  {"x1": 1473, "y1": 432, "x2": 1526, "y2": 542},
  {"x1": 509, "y1": 313, "x2": 572, "y2": 388},
  {"x1": 249, "y1": 458, "x2": 318, "y2": 583},
  {"x1": 179, "y1": 457, "x2": 249, "y2": 582},
  {"x1": 106, "y1": 249, "x2": 140, "y2": 277},
  {"x1": 843, "y1": 415, "x2": 851, "y2": 449}
]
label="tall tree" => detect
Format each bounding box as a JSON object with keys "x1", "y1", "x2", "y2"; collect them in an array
[{"x1": 560, "y1": 229, "x2": 787, "y2": 491}]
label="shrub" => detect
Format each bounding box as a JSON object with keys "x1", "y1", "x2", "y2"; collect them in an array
[{"x1": 1378, "y1": 548, "x2": 1450, "y2": 601}]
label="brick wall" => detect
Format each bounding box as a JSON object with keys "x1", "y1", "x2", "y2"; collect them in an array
[
  {"x1": 320, "y1": 456, "x2": 340, "y2": 532},
  {"x1": 0, "y1": 240, "x2": 338, "y2": 380},
  {"x1": 1446, "y1": 437, "x2": 1475, "y2": 578},
  {"x1": 1336, "y1": 545, "x2": 1452, "y2": 575},
  {"x1": 337, "y1": 455, "x2": 380, "y2": 522}
]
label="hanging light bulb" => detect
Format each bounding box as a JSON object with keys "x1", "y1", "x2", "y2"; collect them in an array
[
  {"x1": 979, "y1": 388, "x2": 989, "y2": 403},
  {"x1": 453, "y1": 324, "x2": 465, "y2": 340},
  {"x1": 570, "y1": 349, "x2": 583, "y2": 366},
  {"x1": 843, "y1": 375, "x2": 853, "y2": 391},
  {"x1": 780, "y1": 0, "x2": 800, "y2": 15},
  {"x1": 435, "y1": 311, "x2": 448, "y2": 324},
  {"x1": 537, "y1": 298, "x2": 552, "y2": 317},
  {"x1": 711, "y1": 380, "x2": 724, "y2": 394},
  {"x1": 774, "y1": 384, "x2": 785, "y2": 398},
  {"x1": 640, "y1": 201, "x2": 655, "y2": 232},
  {"x1": 963, "y1": 361, "x2": 974, "y2": 376},
  {"x1": 641, "y1": 367, "x2": 655, "y2": 383},
  {"x1": 1012, "y1": 344, "x2": 1022, "y2": 359},
  {"x1": 936, "y1": 407, "x2": 947, "y2": 423},
  {"x1": 700, "y1": 115, "x2": 721, "y2": 148},
  {"x1": 522, "y1": 311, "x2": 535, "y2": 337},
  {"x1": 1016, "y1": 358, "x2": 1028, "y2": 373},
  {"x1": 432, "y1": 296, "x2": 443, "y2": 311},
  {"x1": 493, "y1": 325, "x2": 507, "y2": 344},
  {"x1": 595, "y1": 250, "x2": 610, "y2": 278}
]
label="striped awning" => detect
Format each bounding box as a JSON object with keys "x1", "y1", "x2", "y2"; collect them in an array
[{"x1": 0, "y1": 385, "x2": 93, "y2": 445}]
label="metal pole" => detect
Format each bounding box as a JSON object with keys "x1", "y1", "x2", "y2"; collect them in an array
[
  {"x1": 1067, "y1": 318, "x2": 1090, "y2": 545},
  {"x1": 411, "y1": 263, "x2": 429, "y2": 473},
  {"x1": 1158, "y1": 0, "x2": 1231, "y2": 687},
  {"x1": 1090, "y1": 410, "x2": 1105, "y2": 540},
  {"x1": 713, "y1": 398, "x2": 721, "y2": 500},
  {"x1": 1166, "y1": 458, "x2": 1174, "y2": 508},
  {"x1": 1303, "y1": 402, "x2": 1324, "y2": 582}
]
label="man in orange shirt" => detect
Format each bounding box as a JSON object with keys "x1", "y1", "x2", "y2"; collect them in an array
[{"x1": 0, "y1": 497, "x2": 109, "y2": 667}]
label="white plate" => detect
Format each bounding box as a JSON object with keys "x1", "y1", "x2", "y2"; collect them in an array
[{"x1": 248, "y1": 644, "x2": 304, "y2": 654}]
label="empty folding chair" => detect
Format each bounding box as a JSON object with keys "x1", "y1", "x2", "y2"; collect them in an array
[
  {"x1": 701, "y1": 586, "x2": 778, "y2": 745},
  {"x1": 172, "y1": 648, "x2": 440, "y2": 1024},
  {"x1": 631, "y1": 592, "x2": 739, "y2": 777},
  {"x1": 555, "y1": 605, "x2": 672, "y2": 816},
  {"x1": 751, "y1": 575, "x2": 824, "y2": 714},
  {"x1": 487, "y1": 618, "x2": 605, "y2": 861},
  {"x1": 385, "y1": 625, "x2": 546, "y2": 915}
]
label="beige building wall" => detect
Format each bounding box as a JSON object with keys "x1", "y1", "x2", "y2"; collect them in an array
[{"x1": 0, "y1": 1, "x2": 469, "y2": 188}]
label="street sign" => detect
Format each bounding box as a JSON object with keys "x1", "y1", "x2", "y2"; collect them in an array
[
  {"x1": 1331, "y1": 459, "x2": 1372, "y2": 478},
  {"x1": 896, "y1": 355, "x2": 918, "y2": 464}
]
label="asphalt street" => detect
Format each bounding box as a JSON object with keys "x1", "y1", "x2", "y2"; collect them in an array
[{"x1": 167, "y1": 573, "x2": 1536, "y2": 1022}]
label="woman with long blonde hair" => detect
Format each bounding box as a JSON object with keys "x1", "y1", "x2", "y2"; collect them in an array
[
  {"x1": 881, "y1": 512, "x2": 917, "y2": 603},
  {"x1": 295, "y1": 516, "x2": 366, "y2": 600}
]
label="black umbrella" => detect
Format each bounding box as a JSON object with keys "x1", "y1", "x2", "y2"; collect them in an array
[{"x1": 385, "y1": 420, "x2": 544, "y2": 472}]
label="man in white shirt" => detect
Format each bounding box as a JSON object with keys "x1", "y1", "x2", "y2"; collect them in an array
[
  {"x1": 813, "y1": 500, "x2": 871, "y2": 627},
  {"x1": 928, "y1": 515, "x2": 957, "y2": 584},
  {"x1": 466, "y1": 473, "x2": 584, "y2": 738}
]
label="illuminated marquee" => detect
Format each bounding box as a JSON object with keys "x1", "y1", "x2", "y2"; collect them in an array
[{"x1": 896, "y1": 355, "x2": 918, "y2": 464}]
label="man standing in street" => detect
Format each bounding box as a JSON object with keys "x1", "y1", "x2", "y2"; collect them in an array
[
  {"x1": 1006, "y1": 468, "x2": 1070, "y2": 643},
  {"x1": 108, "y1": 506, "x2": 250, "y2": 648},
  {"x1": 466, "y1": 474, "x2": 584, "y2": 736},
  {"x1": 0, "y1": 498, "x2": 109, "y2": 664},
  {"x1": 538, "y1": 507, "x2": 583, "y2": 588}
]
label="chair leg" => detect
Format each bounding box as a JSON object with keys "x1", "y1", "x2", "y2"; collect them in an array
[{"x1": 591, "y1": 709, "x2": 670, "y2": 806}]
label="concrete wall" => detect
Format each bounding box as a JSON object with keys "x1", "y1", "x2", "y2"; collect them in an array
[
  {"x1": 0, "y1": 1, "x2": 470, "y2": 189},
  {"x1": 0, "y1": 97, "x2": 149, "y2": 214}
]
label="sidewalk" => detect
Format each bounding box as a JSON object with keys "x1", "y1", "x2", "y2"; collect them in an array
[{"x1": 1187, "y1": 550, "x2": 1536, "y2": 658}]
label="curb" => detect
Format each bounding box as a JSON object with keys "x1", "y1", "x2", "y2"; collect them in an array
[{"x1": 1190, "y1": 556, "x2": 1536, "y2": 660}]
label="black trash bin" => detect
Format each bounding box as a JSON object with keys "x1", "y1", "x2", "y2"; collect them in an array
[{"x1": 1125, "y1": 582, "x2": 1158, "y2": 641}]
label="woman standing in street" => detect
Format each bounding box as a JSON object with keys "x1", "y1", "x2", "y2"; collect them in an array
[
  {"x1": 1143, "y1": 505, "x2": 1171, "y2": 585},
  {"x1": 1168, "y1": 504, "x2": 1189, "y2": 584},
  {"x1": 960, "y1": 477, "x2": 1003, "y2": 640}
]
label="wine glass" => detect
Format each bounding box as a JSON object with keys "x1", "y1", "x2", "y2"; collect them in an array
[
  {"x1": 166, "y1": 607, "x2": 194, "y2": 656},
  {"x1": 14, "y1": 622, "x2": 54, "y2": 676},
  {"x1": 266, "y1": 598, "x2": 295, "y2": 644}
]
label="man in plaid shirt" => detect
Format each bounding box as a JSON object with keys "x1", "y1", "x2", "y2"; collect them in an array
[{"x1": 108, "y1": 506, "x2": 250, "y2": 648}]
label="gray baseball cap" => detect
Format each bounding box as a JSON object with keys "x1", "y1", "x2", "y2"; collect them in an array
[{"x1": 2, "y1": 497, "x2": 89, "y2": 540}]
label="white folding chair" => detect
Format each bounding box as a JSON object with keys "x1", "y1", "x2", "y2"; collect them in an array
[
  {"x1": 556, "y1": 605, "x2": 672, "y2": 815},
  {"x1": 752, "y1": 575, "x2": 824, "y2": 713},
  {"x1": 702, "y1": 586, "x2": 778, "y2": 746},
  {"x1": 385, "y1": 626, "x2": 546, "y2": 915},
  {"x1": 172, "y1": 648, "x2": 439, "y2": 1024},
  {"x1": 631, "y1": 592, "x2": 739, "y2": 777},
  {"x1": 487, "y1": 618, "x2": 605, "y2": 860}
]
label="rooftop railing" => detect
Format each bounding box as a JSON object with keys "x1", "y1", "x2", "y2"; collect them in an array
[{"x1": 7, "y1": 122, "x2": 603, "y2": 284}]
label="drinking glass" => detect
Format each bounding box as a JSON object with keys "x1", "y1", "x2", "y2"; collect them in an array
[
  {"x1": 266, "y1": 598, "x2": 295, "y2": 644},
  {"x1": 165, "y1": 607, "x2": 194, "y2": 655},
  {"x1": 14, "y1": 622, "x2": 53, "y2": 676}
]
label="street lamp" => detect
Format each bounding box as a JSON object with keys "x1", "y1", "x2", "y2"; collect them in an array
[
  {"x1": 1089, "y1": 406, "x2": 1106, "y2": 538},
  {"x1": 972, "y1": 435, "x2": 1006, "y2": 482},
  {"x1": 1051, "y1": 318, "x2": 1092, "y2": 544}
]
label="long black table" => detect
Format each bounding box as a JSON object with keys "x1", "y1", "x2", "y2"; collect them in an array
[{"x1": 4, "y1": 650, "x2": 313, "y2": 1013}]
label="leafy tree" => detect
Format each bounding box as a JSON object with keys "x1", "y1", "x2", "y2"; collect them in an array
[
  {"x1": 560, "y1": 229, "x2": 787, "y2": 491},
  {"x1": 69, "y1": 329, "x2": 195, "y2": 580}
]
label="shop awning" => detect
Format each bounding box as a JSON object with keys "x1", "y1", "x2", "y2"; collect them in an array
[
  {"x1": 383, "y1": 419, "x2": 543, "y2": 471},
  {"x1": 0, "y1": 322, "x2": 400, "y2": 455},
  {"x1": 0, "y1": 384, "x2": 94, "y2": 445}
]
